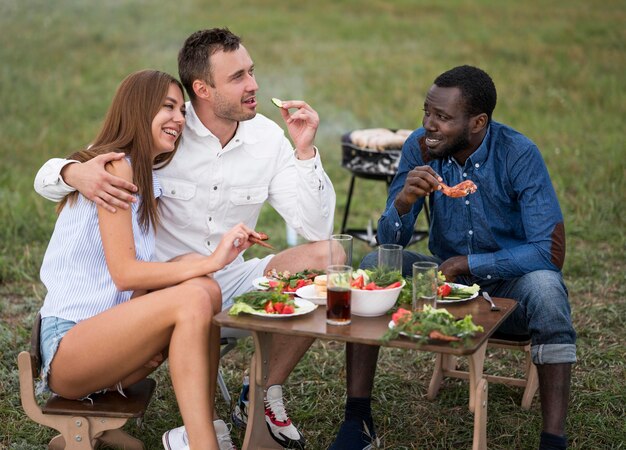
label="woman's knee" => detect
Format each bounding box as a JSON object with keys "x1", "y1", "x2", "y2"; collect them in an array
[{"x1": 175, "y1": 282, "x2": 218, "y2": 323}]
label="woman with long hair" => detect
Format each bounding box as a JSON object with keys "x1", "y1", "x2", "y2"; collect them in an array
[{"x1": 38, "y1": 69, "x2": 254, "y2": 449}]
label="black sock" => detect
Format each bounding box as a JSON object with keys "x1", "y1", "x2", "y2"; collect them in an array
[
  {"x1": 345, "y1": 397, "x2": 372, "y2": 427},
  {"x1": 539, "y1": 431, "x2": 567, "y2": 450}
]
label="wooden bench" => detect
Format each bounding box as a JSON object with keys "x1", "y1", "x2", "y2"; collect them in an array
[
  {"x1": 17, "y1": 314, "x2": 156, "y2": 449},
  {"x1": 428, "y1": 332, "x2": 539, "y2": 410}
]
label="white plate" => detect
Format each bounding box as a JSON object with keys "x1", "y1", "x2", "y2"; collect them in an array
[
  {"x1": 436, "y1": 283, "x2": 479, "y2": 304},
  {"x1": 252, "y1": 276, "x2": 271, "y2": 290},
  {"x1": 295, "y1": 284, "x2": 326, "y2": 305},
  {"x1": 251, "y1": 276, "x2": 297, "y2": 295},
  {"x1": 247, "y1": 298, "x2": 318, "y2": 318}
]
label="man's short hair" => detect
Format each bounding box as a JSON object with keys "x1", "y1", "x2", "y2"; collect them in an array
[
  {"x1": 178, "y1": 28, "x2": 242, "y2": 99},
  {"x1": 434, "y1": 65, "x2": 497, "y2": 122}
]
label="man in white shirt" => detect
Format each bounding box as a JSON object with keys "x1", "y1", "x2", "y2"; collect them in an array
[{"x1": 35, "y1": 28, "x2": 335, "y2": 450}]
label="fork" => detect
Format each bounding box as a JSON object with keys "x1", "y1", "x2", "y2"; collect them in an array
[{"x1": 482, "y1": 291, "x2": 501, "y2": 311}]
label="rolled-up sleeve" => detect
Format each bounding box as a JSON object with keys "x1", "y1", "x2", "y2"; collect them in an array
[{"x1": 34, "y1": 158, "x2": 79, "y2": 202}]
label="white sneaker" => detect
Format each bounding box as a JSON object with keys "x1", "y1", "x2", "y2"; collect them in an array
[
  {"x1": 214, "y1": 419, "x2": 237, "y2": 450},
  {"x1": 162, "y1": 420, "x2": 236, "y2": 450},
  {"x1": 264, "y1": 385, "x2": 306, "y2": 449},
  {"x1": 162, "y1": 425, "x2": 188, "y2": 450}
]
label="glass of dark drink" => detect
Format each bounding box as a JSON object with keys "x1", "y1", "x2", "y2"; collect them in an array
[{"x1": 326, "y1": 264, "x2": 353, "y2": 325}]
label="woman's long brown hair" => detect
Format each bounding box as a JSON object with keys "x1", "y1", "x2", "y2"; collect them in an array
[{"x1": 57, "y1": 70, "x2": 184, "y2": 232}]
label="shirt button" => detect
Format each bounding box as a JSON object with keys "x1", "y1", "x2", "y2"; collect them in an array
[
  {"x1": 475, "y1": 163, "x2": 480, "y2": 168},
  {"x1": 247, "y1": 195, "x2": 250, "y2": 200},
  {"x1": 468, "y1": 230, "x2": 473, "y2": 235},
  {"x1": 486, "y1": 274, "x2": 492, "y2": 279},
  {"x1": 315, "y1": 164, "x2": 318, "y2": 169},
  {"x1": 213, "y1": 186, "x2": 218, "y2": 190},
  {"x1": 465, "y1": 200, "x2": 470, "y2": 205},
  {"x1": 463, "y1": 172, "x2": 467, "y2": 178},
  {"x1": 206, "y1": 240, "x2": 211, "y2": 246},
  {"x1": 171, "y1": 189, "x2": 176, "y2": 195},
  {"x1": 208, "y1": 217, "x2": 212, "y2": 222},
  {"x1": 394, "y1": 222, "x2": 400, "y2": 227}
]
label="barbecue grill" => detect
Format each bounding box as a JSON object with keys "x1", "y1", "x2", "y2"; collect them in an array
[{"x1": 340, "y1": 131, "x2": 429, "y2": 247}]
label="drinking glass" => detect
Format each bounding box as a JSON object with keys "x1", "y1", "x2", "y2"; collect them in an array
[
  {"x1": 326, "y1": 265, "x2": 353, "y2": 325},
  {"x1": 377, "y1": 244, "x2": 403, "y2": 273},
  {"x1": 329, "y1": 234, "x2": 353, "y2": 266},
  {"x1": 412, "y1": 261, "x2": 438, "y2": 311}
]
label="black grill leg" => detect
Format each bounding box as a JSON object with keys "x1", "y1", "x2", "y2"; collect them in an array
[{"x1": 341, "y1": 175, "x2": 356, "y2": 234}]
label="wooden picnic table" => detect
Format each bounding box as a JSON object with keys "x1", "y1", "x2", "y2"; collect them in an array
[{"x1": 214, "y1": 295, "x2": 517, "y2": 449}]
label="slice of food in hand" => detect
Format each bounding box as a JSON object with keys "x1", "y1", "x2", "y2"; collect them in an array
[
  {"x1": 438, "y1": 180, "x2": 478, "y2": 198},
  {"x1": 271, "y1": 97, "x2": 283, "y2": 108},
  {"x1": 249, "y1": 231, "x2": 274, "y2": 249}
]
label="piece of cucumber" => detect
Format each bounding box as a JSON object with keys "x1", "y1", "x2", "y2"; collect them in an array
[{"x1": 271, "y1": 97, "x2": 283, "y2": 108}]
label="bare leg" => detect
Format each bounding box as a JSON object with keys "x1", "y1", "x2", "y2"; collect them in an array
[
  {"x1": 49, "y1": 277, "x2": 222, "y2": 449},
  {"x1": 537, "y1": 363, "x2": 571, "y2": 436}
]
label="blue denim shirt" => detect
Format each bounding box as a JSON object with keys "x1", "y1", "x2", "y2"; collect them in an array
[{"x1": 378, "y1": 121, "x2": 566, "y2": 280}]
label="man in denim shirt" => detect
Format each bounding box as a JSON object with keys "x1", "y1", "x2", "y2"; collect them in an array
[{"x1": 330, "y1": 65, "x2": 575, "y2": 450}]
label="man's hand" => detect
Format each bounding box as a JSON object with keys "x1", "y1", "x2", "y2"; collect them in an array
[
  {"x1": 61, "y1": 152, "x2": 138, "y2": 213},
  {"x1": 278, "y1": 100, "x2": 319, "y2": 160},
  {"x1": 394, "y1": 165, "x2": 442, "y2": 215},
  {"x1": 439, "y1": 255, "x2": 470, "y2": 283}
]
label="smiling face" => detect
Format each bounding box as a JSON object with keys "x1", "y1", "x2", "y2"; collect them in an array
[
  {"x1": 151, "y1": 83, "x2": 186, "y2": 156},
  {"x1": 422, "y1": 85, "x2": 476, "y2": 161},
  {"x1": 206, "y1": 45, "x2": 259, "y2": 122}
]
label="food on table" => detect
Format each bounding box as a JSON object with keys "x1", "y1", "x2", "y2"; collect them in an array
[
  {"x1": 263, "y1": 268, "x2": 325, "y2": 294},
  {"x1": 438, "y1": 180, "x2": 477, "y2": 198},
  {"x1": 271, "y1": 97, "x2": 283, "y2": 108},
  {"x1": 350, "y1": 267, "x2": 403, "y2": 290},
  {"x1": 314, "y1": 275, "x2": 327, "y2": 296},
  {"x1": 384, "y1": 305, "x2": 484, "y2": 343},
  {"x1": 248, "y1": 231, "x2": 274, "y2": 249},
  {"x1": 229, "y1": 290, "x2": 296, "y2": 316}
]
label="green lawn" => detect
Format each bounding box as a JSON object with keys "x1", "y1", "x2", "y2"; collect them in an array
[{"x1": 1, "y1": 0, "x2": 625, "y2": 448}]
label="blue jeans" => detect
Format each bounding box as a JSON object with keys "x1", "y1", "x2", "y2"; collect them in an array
[{"x1": 360, "y1": 250, "x2": 577, "y2": 365}]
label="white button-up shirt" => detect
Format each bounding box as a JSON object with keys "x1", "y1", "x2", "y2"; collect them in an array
[{"x1": 34, "y1": 103, "x2": 336, "y2": 264}]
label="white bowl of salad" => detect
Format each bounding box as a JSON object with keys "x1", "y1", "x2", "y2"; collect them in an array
[{"x1": 350, "y1": 269, "x2": 405, "y2": 317}]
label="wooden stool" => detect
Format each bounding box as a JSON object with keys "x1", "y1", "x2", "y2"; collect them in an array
[
  {"x1": 428, "y1": 332, "x2": 539, "y2": 410},
  {"x1": 17, "y1": 314, "x2": 156, "y2": 449}
]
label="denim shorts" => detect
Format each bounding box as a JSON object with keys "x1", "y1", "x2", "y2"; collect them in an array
[{"x1": 38, "y1": 316, "x2": 77, "y2": 395}]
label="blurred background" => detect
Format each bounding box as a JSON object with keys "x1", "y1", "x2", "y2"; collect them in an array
[{"x1": 1, "y1": 0, "x2": 624, "y2": 448}]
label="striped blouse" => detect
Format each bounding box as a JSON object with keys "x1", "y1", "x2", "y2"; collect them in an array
[{"x1": 39, "y1": 170, "x2": 162, "y2": 323}]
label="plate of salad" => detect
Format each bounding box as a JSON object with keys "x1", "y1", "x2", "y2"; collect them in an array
[
  {"x1": 385, "y1": 305, "x2": 484, "y2": 343},
  {"x1": 229, "y1": 290, "x2": 317, "y2": 318},
  {"x1": 253, "y1": 269, "x2": 324, "y2": 294},
  {"x1": 436, "y1": 282, "x2": 480, "y2": 304}
]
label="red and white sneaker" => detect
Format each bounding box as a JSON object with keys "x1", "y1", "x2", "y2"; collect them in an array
[{"x1": 264, "y1": 385, "x2": 306, "y2": 449}]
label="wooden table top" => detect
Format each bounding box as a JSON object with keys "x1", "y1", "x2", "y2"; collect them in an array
[{"x1": 214, "y1": 296, "x2": 517, "y2": 356}]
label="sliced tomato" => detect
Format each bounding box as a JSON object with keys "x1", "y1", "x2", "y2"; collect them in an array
[
  {"x1": 364, "y1": 282, "x2": 382, "y2": 290},
  {"x1": 282, "y1": 305, "x2": 295, "y2": 314},
  {"x1": 392, "y1": 308, "x2": 412, "y2": 324},
  {"x1": 264, "y1": 301, "x2": 275, "y2": 314},
  {"x1": 384, "y1": 281, "x2": 403, "y2": 289},
  {"x1": 268, "y1": 280, "x2": 280, "y2": 289},
  {"x1": 273, "y1": 302, "x2": 285, "y2": 314},
  {"x1": 437, "y1": 284, "x2": 452, "y2": 298},
  {"x1": 351, "y1": 275, "x2": 364, "y2": 289}
]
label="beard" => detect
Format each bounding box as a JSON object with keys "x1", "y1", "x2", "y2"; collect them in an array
[
  {"x1": 213, "y1": 92, "x2": 256, "y2": 122},
  {"x1": 427, "y1": 125, "x2": 471, "y2": 160}
]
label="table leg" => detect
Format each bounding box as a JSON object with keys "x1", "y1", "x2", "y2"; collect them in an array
[
  {"x1": 241, "y1": 331, "x2": 281, "y2": 450},
  {"x1": 467, "y1": 341, "x2": 487, "y2": 413},
  {"x1": 472, "y1": 378, "x2": 488, "y2": 450}
]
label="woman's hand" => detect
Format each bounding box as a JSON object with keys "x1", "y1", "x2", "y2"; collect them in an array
[{"x1": 211, "y1": 223, "x2": 257, "y2": 269}]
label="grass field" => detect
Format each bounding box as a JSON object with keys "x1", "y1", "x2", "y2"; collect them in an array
[{"x1": 1, "y1": 0, "x2": 625, "y2": 448}]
